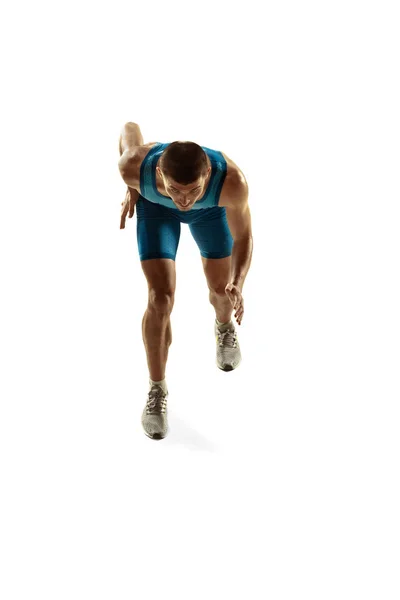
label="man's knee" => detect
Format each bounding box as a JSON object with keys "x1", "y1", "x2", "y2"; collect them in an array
[
  {"x1": 202, "y1": 256, "x2": 231, "y2": 296},
  {"x1": 148, "y1": 289, "x2": 175, "y2": 314},
  {"x1": 209, "y1": 284, "x2": 228, "y2": 297}
]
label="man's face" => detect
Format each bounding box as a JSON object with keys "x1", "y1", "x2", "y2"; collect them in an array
[{"x1": 157, "y1": 167, "x2": 211, "y2": 210}]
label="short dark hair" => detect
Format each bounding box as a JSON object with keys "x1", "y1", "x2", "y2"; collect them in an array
[{"x1": 159, "y1": 141, "x2": 208, "y2": 184}]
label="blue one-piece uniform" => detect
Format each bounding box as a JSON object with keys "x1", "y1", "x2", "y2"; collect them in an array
[{"x1": 136, "y1": 142, "x2": 234, "y2": 261}]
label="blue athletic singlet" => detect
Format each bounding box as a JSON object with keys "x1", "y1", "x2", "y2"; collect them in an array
[{"x1": 135, "y1": 142, "x2": 233, "y2": 262}]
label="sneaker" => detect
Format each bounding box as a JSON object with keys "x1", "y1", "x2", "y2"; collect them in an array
[
  {"x1": 214, "y1": 319, "x2": 242, "y2": 371},
  {"x1": 141, "y1": 384, "x2": 168, "y2": 439}
]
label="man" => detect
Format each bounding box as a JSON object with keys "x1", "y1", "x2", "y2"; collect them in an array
[{"x1": 118, "y1": 122, "x2": 253, "y2": 440}]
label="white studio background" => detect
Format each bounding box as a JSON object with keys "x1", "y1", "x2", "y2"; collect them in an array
[{"x1": 0, "y1": 1, "x2": 399, "y2": 599}]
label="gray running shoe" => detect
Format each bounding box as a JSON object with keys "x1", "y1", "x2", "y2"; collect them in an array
[
  {"x1": 214, "y1": 320, "x2": 242, "y2": 371},
  {"x1": 141, "y1": 384, "x2": 168, "y2": 440}
]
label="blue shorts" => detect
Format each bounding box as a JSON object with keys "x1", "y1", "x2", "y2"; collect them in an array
[{"x1": 136, "y1": 195, "x2": 233, "y2": 261}]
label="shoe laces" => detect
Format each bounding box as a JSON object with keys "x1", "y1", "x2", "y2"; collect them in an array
[
  {"x1": 146, "y1": 386, "x2": 167, "y2": 415},
  {"x1": 217, "y1": 329, "x2": 237, "y2": 348}
]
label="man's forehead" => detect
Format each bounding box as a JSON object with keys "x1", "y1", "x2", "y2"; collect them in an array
[{"x1": 167, "y1": 179, "x2": 202, "y2": 189}]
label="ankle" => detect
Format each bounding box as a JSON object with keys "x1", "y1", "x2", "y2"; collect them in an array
[
  {"x1": 216, "y1": 318, "x2": 232, "y2": 326},
  {"x1": 149, "y1": 377, "x2": 168, "y2": 394},
  {"x1": 215, "y1": 317, "x2": 234, "y2": 333}
]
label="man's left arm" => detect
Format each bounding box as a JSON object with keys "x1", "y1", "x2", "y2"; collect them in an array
[{"x1": 225, "y1": 173, "x2": 253, "y2": 291}]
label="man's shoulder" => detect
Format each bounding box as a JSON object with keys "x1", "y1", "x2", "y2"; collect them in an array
[
  {"x1": 219, "y1": 151, "x2": 248, "y2": 208},
  {"x1": 119, "y1": 143, "x2": 159, "y2": 189},
  {"x1": 131, "y1": 142, "x2": 160, "y2": 165}
]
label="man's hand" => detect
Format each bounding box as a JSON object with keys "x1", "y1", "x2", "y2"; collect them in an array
[
  {"x1": 120, "y1": 187, "x2": 139, "y2": 229},
  {"x1": 225, "y1": 283, "x2": 244, "y2": 326}
]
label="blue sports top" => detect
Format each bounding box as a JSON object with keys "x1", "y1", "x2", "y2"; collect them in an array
[{"x1": 139, "y1": 142, "x2": 227, "y2": 210}]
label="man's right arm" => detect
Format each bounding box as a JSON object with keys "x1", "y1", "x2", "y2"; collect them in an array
[
  {"x1": 118, "y1": 151, "x2": 140, "y2": 189},
  {"x1": 118, "y1": 122, "x2": 143, "y2": 189}
]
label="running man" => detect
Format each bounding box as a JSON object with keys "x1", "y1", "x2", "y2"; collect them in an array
[{"x1": 118, "y1": 122, "x2": 253, "y2": 439}]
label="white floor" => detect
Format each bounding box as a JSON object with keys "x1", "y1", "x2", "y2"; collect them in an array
[{"x1": 1, "y1": 2, "x2": 399, "y2": 598}]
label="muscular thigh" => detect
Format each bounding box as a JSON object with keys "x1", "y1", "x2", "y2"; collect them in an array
[{"x1": 141, "y1": 256, "x2": 176, "y2": 299}]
